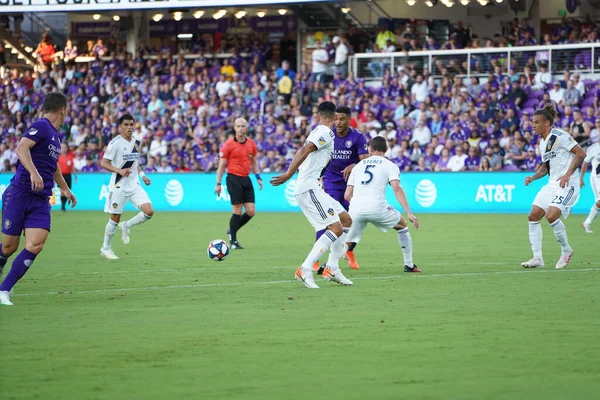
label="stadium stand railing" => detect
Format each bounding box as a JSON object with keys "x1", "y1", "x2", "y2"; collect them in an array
[{"x1": 350, "y1": 43, "x2": 600, "y2": 80}]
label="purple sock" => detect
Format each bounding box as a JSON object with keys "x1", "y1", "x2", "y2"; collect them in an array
[
  {"x1": 0, "y1": 249, "x2": 37, "y2": 292},
  {"x1": 0, "y1": 243, "x2": 7, "y2": 267},
  {"x1": 348, "y1": 242, "x2": 357, "y2": 252},
  {"x1": 315, "y1": 229, "x2": 326, "y2": 242}
]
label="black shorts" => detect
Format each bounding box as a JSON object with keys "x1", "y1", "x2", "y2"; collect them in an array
[{"x1": 226, "y1": 174, "x2": 255, "y2": 205}]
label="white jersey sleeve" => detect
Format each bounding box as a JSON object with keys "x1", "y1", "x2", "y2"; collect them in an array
[
  {"x1": 104, "y1": 137, "x2": 118, "y2": 161},
  {"x1": 585, "y1": 143, "x2": 600, "y2": 175},
  {"x1": 387, "y1": 161, "x2": 401, "y2": 183},
  {"x1": 557, "y1": 130, "x2": 578, "y2": 152},
  {"x1": 306, "y1": 125, "x2": 334, "y2": 150},
  {"x1": 294, "y1": 125, "x2": 335, "y2": 195},
  {"x1": 347, "y1": 167, "x2": 357, "y2": 187}
]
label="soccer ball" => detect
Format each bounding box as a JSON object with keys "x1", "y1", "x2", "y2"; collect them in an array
[{"x1": 207, "y1": 239, "x2": 230, "y2": 262}]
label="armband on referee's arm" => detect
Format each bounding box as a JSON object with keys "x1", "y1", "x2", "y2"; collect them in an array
[{"x1": 255, "y1": 174, "x2": 262, "y2": 180}]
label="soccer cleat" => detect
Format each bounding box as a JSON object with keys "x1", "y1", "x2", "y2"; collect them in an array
[
  {"x1": 0, "y1": 290, "x2": 13, "y2": 306},
  {"x1": 227, "y1": 229, "x2": 232, "y2": 241},
  {"x1": 100, "y1": 247, "x2": 119, "y2": 260},
  {"x1": 521, "y1": 258, "x2": 544, "y2": 268},
  {"x1": 322, "y1": 267, "x2": 353, "y2": 285},
  {"x1": 583, "y1": 223, "x2": 593, "y2": 234},
  {"x1": 404, "y1": 264, "x2": 422, "y2": 273},
  {"x1": 345, "y1": 250, "x2": 360, "y2": 269},
  {"x1": 555, "y1": 250, "x2": 573, "y2": 269},
  {"x1": 295, "y1": 267, "x2": 319, "y2": 289},
  {"x1": 312, "y1": 261, "x2": 320, "y2": 272},
  {"x1": 119, "y1": 222, "x2": 130, "y2": 245},
  {"x1": 230, "y1": 240, "x2": 244, "y2": 250}
]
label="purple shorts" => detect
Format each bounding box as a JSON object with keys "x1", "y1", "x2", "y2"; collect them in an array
[
  {"x1": 324, "y1": 186, "x2": 349, "y2": 211},
  {"x1": 2, "y1": 185, "x2": 51, "y2": 236}
]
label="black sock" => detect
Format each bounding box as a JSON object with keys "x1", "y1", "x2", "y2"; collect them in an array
[
  {"x1": 61, "y1": 195, "x2": 67, "y2": 210},
  {"x1": 348, "y1": 242, "x2": 357, "y2": 252},
  {"x1": 239, "y1": 213, "x2": 253, "y2": 230},
  {"x1": 229, "y1": 214, "x2": 242, "y2": 241}
]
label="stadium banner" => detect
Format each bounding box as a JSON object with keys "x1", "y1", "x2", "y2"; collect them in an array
[
  {"x1": 0, "y1": 172, "x2": 594, "y2": 214},
  {"x1": 0, "y1": 0, "x2": 333, "y2": 13}
]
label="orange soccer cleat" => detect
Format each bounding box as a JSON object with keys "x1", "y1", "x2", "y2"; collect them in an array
[
  {"x1": 346, "y1": 250, "x2": 360, "y2": 269},
  {"x1": 312, "y1": 261, "x2": 320, "y2": 271}
]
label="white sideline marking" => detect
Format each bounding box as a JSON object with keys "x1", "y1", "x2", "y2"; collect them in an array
[
  {"x1": 14, "y1": 267, "x2": 600, "y2": 298},
  {"x1": 51, "y1": 261, "x2": 600, "y2": 277}
]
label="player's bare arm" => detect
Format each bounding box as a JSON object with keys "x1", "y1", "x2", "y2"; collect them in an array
[
  {"x1": 16, "y1": 137, "x2": 43, "y2": 192},
  {"x1": 344, "y1": 185, "x2": 354, "y2": 202},
  {"x1": 525, "y1": 163, "x2": 548, "y2": 186},
  {"x1": 390, "y1": 180, "x2": 419, "y2": 229},
  {"x1": 138, "y1": 165, "x2": 151, "y2": 186},
  {"x1": 580, "y1": 160, "x2": 589, "y2": 187},
  {"x1": 100, "y1": 157, "x2": 131, "y2": 177},
  {"x1": 270, "y1": 142, "x2": 317, "y2": 186},
  {"x1": 53, "y1": 165, "x2": 77, "y2": 207},
  {"x1": 556, "y1": 145, "x2": 586, "y2": 188},
  {"x1": 251, "y1": 156, "x2": 263, "y2": 190},
  {"x1": 215, "y1": 157, "x2": 228, "y2": 195}
]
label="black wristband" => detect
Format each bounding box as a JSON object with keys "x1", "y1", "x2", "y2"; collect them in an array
[{"x1": 216, "y1": 183, "x2": 221, "y2": 186}]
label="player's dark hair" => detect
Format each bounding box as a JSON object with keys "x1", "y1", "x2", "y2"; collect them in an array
[
  {"x1": 117, "y1": 114, "x2": 135, "y2": 126},
  {"x1": 336, "y1": 106, "x2": 351, "y2": 116},
  {"x1": 534, "y1": 103, "x2": 557, "y2": 124},
  {"x1": 318, "y1": 101, "x2": 336, "y2": 119},
  {"x1": 371, "y1": 136, "x2": 387, "y2": 152},
  {"x1": 42, "y1": 92, "x2": 68, "y2": 113}
]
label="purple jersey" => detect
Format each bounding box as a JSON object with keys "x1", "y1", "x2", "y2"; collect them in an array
[
  {"x1": 323, "y1": 127, "x2": 368, "y2": 189},
  {"x1": 12, "y1": 118, "x2": 62, "y2": 197}
]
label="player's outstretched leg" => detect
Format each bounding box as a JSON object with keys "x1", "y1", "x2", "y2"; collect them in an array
[
  {"x1": 397, "y1": 227, "x2": 421, "y2": 273},
  {"x1": 313, "y1": 229, "x2": 326, "y2": 271},
  {"x1": 0, "y1": 243, "x2": 11, "y2": 278},
  {"x1": 295, "y1": 223, "x2": 343, "y2": 289},
  {"x1": 322, "y1": 228, "x2": 353, "y2": 286},
  {"x1": 229, "y1": 204, "x2": 244, "y2": 250},
  {"x1": 522, "y1": 206, "x2": 545, "y2": 268},
  {"x1": 0, "y1": 229, "x2": 47, "y2": 306},
  {"x1": 548, "y1": 208, "x2": 574, "y2": 269},
  {"x1": 583, "y1": 202, "x2": 599, "y2": 233},
  {"x1": 120, "y1": 203, "x2": 154, "y2": 245},
  {"x1": 345, "y1": 242, "x2": 360, "y2": 270},
  {"x1": 101, "y1": 219, "x2": 119, "y2": 260}
]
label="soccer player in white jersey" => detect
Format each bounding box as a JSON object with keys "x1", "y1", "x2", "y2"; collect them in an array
[
  {"x1": 580, "y1": 142, "x2": 600, "y2": 233},
  {"x1": 522, "y1": 104, "x2": 586, "y2": 269},
  {"x1": 270, "y1": 101, "x2": 353, "y2": 288},
  {"x1": 326, "y1": 136, "x2": 421, "y2": 273},
  {"x1": 99, "y1": 114, "x2": 154, "y2": 259}
]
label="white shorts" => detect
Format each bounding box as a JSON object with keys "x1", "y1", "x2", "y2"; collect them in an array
[
  {"x1": 532, "y1": 180, "x2": 580, "y2": 213},
  {"x1": 104, "y1": 186, "x2": 151, "y2": 214},
  {"x1": 296, "y1": 189, "x2": 344, "y2": 231},
  {"x1": 347, "y1": 206, "x2": 402, "y2": 243},
  {"x1": 591, "y1": 174, "x2": 600, "y2": 201}
]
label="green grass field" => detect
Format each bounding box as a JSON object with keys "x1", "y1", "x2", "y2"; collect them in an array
[{"x1": 2, "y1": 211, "x2": 599, "y2": 400}]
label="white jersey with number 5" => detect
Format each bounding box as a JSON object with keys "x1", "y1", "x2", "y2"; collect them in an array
[
  {"x1": 294, "y1": 124, "x2": 335, "y2": 195},
  {"x1": 347, "y1": 155, "x2": 400, "y2": 214},
  {"x1": 539, "y1": 128, "x2": 579, "y2": 182},
  {"x1": 103, "y1": 135, "x2": 142, "y2": 194}
]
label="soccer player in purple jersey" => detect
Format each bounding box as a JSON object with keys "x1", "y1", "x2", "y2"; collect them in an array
[
  {"x1": 0, "y1": 93, "x2": 77, "y2": 306},
  {"x1": 315, "y1": 106, "x2": 368, "y2": 272}
]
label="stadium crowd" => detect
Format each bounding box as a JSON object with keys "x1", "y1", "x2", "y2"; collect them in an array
[{"x1": 1, "y1": 18, "x2": 599, "y2": 174}]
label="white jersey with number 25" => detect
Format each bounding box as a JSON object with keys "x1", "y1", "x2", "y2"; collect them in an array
[{"x1": 347, "y1": 155, "x2": 400, "y2": 214}]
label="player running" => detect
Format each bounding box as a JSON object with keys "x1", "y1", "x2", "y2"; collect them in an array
[
  {"x1": 100, "y1": 114, "x2": 154, "y2": 260},
  {"x1": 325, "y1": 136, "x2": 421, "y2": 273},
  {"x1": 522, "y1": 104, "x2": 586, "y2": 269},
  {"x1": 580, "y1": 142, "x2": 600, "y2": 233},
  {"x1": 271, "y1": 101, "x2": 353, "y2": 289},
  {"x1": 0, "y1": 92, "x2": 77, "y2": 306},
  {"x1": 215, "y1": 118, "x2": 263, "y2": 249},
  {"x1": 314, "y1": 106, "x2": 368, "y2": 272}
]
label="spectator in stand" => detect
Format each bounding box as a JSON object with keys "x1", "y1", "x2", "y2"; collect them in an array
[
  {"x1": 34, "y1": 35, "x2": 55, "y2": 66},
  {"x1": 411, "y1": 117, "x2": 432, "y2": 146},
  {"x1": 523, "y1": 147, "x2": 541, "y2": 171},
  {"x1": 447, "y1": 146, "x2": 467, "y2": 172},
  {"x1": 332, "y1": 36, "x2": 349, "y2": 78},
  {"x1": 452, "y1": 21, "x2": 471, "y2": 49},
  {"x1": 375, "y1": 23, "x2": 396, "y2": 51},
  {"x1": 563, "y1": 79, "x2": 581, "y2": 107},
  {"x1": 570, "y1": 109, "x2": 591, "y2": 144},
  {"x1": 311, "y1": 40, "x2": 329, "y2": 83},
  {"x1": 549, "y1": 82, "x2": 565, "y2": 106},
  {"x1": 81, "y1": 156, "x2": 100, "y2": 172},
  {"x1": 411, "y1": 75, "x2": 429, "y2": 103},
  {"x1": 529, "y1": 63, "x2": 552, "y2": 89},
  {"x1": 462, "y1": 147, "x2": 481, "y2": 171}
]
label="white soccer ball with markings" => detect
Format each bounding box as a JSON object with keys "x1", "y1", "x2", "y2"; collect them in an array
[{"x1": 207, "y1": 239, "x2": 230, "y2": 262}]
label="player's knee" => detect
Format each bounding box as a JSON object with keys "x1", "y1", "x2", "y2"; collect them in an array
[
  {"x1": 26, "y1": 242, "x2": 44, "y2": 255},
  {"x1": 142, "y1": 204, "x2": 154, "y2": 217},
  {"x1": 596, "y1": 200, "x2": 600, "y2": 208},
  {"x1": 329, "y1": 223, "x2": 344, "y2": 237},
  {"x1": 232, "y1": 205, "x2": 243, "y2": 214},
  {"x1": 2, "y1": 242, "x2": 18, "y2": 257},
  {"x1": 340, "y1": 213, "x2": 352, "y2": 227},
  {"x1": 246, "y1": 208, "x2": 256, "y2": 217}
]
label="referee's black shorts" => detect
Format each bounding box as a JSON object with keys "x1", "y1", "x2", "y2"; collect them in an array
[{"x1": 226, "y1": 174, "x2": 255, "y2": 205}]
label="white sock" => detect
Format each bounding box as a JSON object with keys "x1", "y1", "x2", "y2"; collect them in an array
[
  {"x1": 584, "y1": 205, "x2": 600, "y2": 225},
  {"x1": 397, "y1": 228, "x2": 413, "y2": 267},
  {"x1": 550, "y1": 219, "x2": 572, "y2": 255},
  {"x1": 124, "y1": 212, "x2": 152, "y2": 229},
  {"x1": 301, "y1": 230, "x2": 339, "y2": 272},
  {"x1": 529, "y1": 221, "x2": 543, "y2": 260},
  {"x1": 326, "y1": 231, "x2": 348, "y2": 271},
  {"x1": 103, "y1": 220, "x2": 118, "y2": 249}
]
